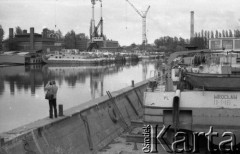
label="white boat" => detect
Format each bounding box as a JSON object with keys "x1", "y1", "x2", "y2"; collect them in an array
[{"x1": 42, "y1": 53, "x2": 115, "y2": 64}]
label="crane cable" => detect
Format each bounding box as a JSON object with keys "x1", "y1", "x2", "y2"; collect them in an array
[
  {"x1": 125, "y1": 0, "x2": 128, "y2": 30},
  {"x1": 54, "y1": 0, "x2": 57, "y2": 29}
]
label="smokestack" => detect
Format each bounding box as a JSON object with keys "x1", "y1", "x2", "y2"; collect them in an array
[
  {"x1": 23, "y1": 30, "x2": 27, "y2": 34},
  {"x1": 9, "y1": 28, "x2": 13, "y2": 39},
  {"x1": 30, "y1": 27, "x2": 34, "y2": 50},
  {"x1": 190, "y1": 11, "x2": 194, "y2": 39}
]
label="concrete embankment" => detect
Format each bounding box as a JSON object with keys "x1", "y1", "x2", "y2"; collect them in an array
[{"x1": 0, "y1": 78, "x2": 151, "y2": 154}]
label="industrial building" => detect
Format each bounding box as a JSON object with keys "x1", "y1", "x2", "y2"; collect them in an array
[
  {"x1": 1, "y1": 26, "x2": 120, "y2": 53},
  {"x1": 76, "y1": 39, "x2": 88, "y2": 51},
  {"x1": 2, "y1": 27, "x2": 64, "y2": 52}
]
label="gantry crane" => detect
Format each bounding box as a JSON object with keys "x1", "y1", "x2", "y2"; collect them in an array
[
  {"x1": 126, "y1": 0, "x2": 150, "y2": 45},
  {"x1": 88, "y1": 0, "x2": 104, "y2": 51}
]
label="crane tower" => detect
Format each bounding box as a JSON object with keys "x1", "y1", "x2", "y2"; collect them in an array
[
  {"x1": 88, "y1": 0, "x2": 104, "y2": 50},
  {"x1": 126, "y1": 0, "x2": 150, "y2": 45}
]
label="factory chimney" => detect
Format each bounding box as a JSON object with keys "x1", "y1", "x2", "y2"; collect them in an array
[
  {"x1": 30, "y1": 27, "x2": 34, "y2": 50},
  {"x1": 190, "y1": 11, "x2": 194, "y2": 39}
]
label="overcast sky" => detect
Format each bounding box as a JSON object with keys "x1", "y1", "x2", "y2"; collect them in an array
[{"x1": 1, "y1": 0, "x2": 240, "y2": 45}]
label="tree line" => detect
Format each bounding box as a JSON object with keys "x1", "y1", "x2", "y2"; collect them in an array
[
  {"x1": 1, "y1": 25, "x2": 240, "y2": 51},
  {"x1": 190, "y1": 29, "x2": 240, "y2": 49},
  {"x1": 154, "y1": 29, "x2": 240, "y2": 53},
  {"x1": 64, "y1": 30, "x2": 90, "y2": 49},
  {"x1": 194, "y1": 29, "x2": 240, "y2": 38},
  {"x1": 154, "y1": 35, "x2": 208, "y2": 52},
  {"x1": 154, "y1": 36, "x2": 189, "y2": 52}
]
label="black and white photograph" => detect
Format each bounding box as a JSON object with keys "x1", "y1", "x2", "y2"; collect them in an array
[{"x1": 0, "y1": 0, "x2": 240, "y2": 153}]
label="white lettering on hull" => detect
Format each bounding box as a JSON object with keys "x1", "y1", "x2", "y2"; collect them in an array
[
  {"x1": 214, "y1": 94, "x2": 238, "y2": 107},
  {"x1": 144, "y1": 91, "x2": 240, "y2": 109},
  {"x1": 214, "y1": 95, "x2": 237, "y2": 100}
]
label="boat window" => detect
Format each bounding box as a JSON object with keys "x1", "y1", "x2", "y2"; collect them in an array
[{"x1": 55, "y1": 56, "x2": 58, "y2": 58}]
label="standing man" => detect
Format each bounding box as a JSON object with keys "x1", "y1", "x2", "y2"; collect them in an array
[{"x1": 45, "y1": 80, "x2": 58, "y2": 118}]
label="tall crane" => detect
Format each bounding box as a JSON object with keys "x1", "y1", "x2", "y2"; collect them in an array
[
  {"x1": 88, "y1": 0, "x2": 104, "y2": 51},
  {"x1": 126, "y1": 0, "x2": 150, "y2": 45}
]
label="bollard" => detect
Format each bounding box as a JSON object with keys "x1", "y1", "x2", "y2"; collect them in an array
[
  {"x1": 59, "y1": 104, "x2": 64, "y2": 116},
  {"x1": 132, "y1": 80, "x2": 134, "y2": 87}
]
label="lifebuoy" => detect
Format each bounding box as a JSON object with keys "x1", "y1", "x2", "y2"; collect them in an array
[{"x1": 108, "y1": 106, "x2": 118, "y2": 123}]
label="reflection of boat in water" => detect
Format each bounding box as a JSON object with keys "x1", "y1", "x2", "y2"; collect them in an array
[{"x1": 42, "y1": 63, "x2": 125, "y2": 76}]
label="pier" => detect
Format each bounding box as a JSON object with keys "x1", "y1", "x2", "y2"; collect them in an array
[{"x1": 0, "y1": 78, "x2": 151, "y2": 153}]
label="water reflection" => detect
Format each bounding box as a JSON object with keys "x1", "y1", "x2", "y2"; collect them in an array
[
  {"x1": 0, "y1": 60, "x2": 147, "y2": 97},
  {"x1": 0, "y1": 64, "x2": 109, "y2": 95},
  {"x1": 0, "y1": 60, "x2": 162, "y2": 133}
]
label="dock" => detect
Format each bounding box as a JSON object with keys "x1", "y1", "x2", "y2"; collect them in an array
[{"x1": 0, "y1": 78, "x2": 153, "y2": 154}]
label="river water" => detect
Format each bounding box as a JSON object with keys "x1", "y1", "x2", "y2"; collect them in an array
[{"x1": 0, "y1": 60, "x2": 163, "y2": 133}]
